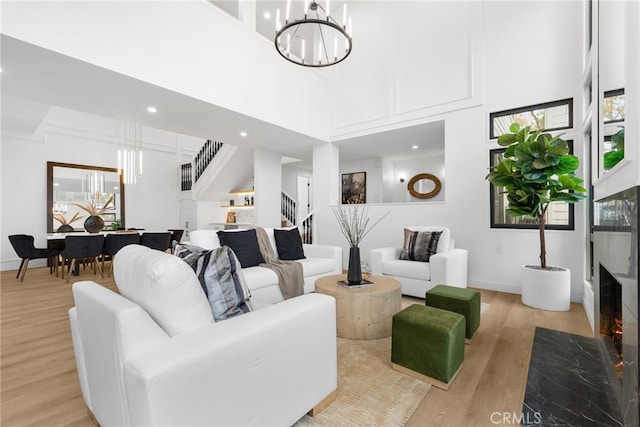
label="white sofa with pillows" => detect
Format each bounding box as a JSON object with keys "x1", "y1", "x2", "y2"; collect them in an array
[
  {"x1": 68, "y1": 244, "x2": 337, "y2": 426},
  {"x1": 370, "y1": 226, "x2": 468, "y2": 298},
  {"x1": 188, "y1": 227, "x2": 343, "y2": 309}
]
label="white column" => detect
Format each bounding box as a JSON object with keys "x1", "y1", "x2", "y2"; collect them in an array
[
  {"x1": 254, "y1": 149, "x2": 282, "y2": 227},
  {"x1": 312, "y1": 142, "x2": 340, "y2": 244}
]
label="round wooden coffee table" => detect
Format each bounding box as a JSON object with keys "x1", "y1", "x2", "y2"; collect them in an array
[{"x1": 315, "y1": 274, "x2": 402, "y2": 340}]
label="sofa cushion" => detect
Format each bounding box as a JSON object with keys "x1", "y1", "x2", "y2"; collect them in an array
[
  {"x1": 382, "y1": 259, "x2": 431, "y2": 281},
  {"x1": 174, "y1": 243, "x2": 253, "y2": 321},
  {"x1": 114, "y1": 244, "x2": 214, "y2": 337},
  {"x1": 400, "y1": 229, "x2": 442, "y2": 262},
  {"x1": 217, "y1": 229, "x2": 265, "y2": 268},
  {"x1": 242, "y1": 266, "x2": 279, "y2": 291},
  {"x1": 274, "y1": 228, "x2": 306, "y2": 261},
  {"x1": 297, "y1": 257, "x2": 337, "y2": 277}
]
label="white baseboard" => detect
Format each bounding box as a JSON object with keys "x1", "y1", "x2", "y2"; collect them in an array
[
  {"x1": 468, "y1": 279, "x2": 520, "y2": 295},
  {"x1": 1, "y1": 259, "x2": 47, "y2": 272}
]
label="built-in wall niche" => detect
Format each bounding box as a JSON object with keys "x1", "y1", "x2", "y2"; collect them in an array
[{"x1": 338, "y1": 120, "x2": 445, "y2": 204}]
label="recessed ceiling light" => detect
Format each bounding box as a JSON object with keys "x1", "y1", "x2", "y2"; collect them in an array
[
  {"x1": 53, "y1": 182, "x2": 60, "y2": 186},
  {"x1": 264, "y1": 11, "x2": 271, "y2": 19},
  {"x1": 147, "y1": 106, "x2": 157, "y2": 113},
  {"x1": 412, "y1": 145, "x2": 419, "y2": 149},
  {"x1": 240, "y1": 132, "x2": 248, "y2": 137}
]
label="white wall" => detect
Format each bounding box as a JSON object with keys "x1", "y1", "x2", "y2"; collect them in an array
[
  {"x1": 316, "y1": 1, "x2": 587, "y2": 301},
  {"x1": 1, "y1": 107, "x2": 202, "y2": 270},
  {"x1": 1, "y1": 0, "x2": 331, "y2": 141}
]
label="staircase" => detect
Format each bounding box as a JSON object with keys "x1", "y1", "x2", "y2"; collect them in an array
[
  {"x1": 181, "y1": 140, "x2": 315, "y2": 243},
  {"x1": 180, "y1": 139, "x2": 224, "y2": 191}
]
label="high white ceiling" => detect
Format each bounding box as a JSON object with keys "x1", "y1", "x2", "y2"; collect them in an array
[{"x1": 2, "y1": 25, "x2": 444, "y2": 166}]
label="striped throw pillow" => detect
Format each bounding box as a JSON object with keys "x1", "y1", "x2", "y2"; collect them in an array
[
  {"x1": 174, "y1": 243, "x2": 253, "y2": 321},
  {"x1": 399, "y1": 229, "x2": 442, "y2": 262}
]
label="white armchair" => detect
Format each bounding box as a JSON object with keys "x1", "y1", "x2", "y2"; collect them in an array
[{"x1": 370, "y1": 226, "x2": 468, "y2": 298}]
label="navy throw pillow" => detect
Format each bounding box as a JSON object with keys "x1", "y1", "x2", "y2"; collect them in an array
[
  {"x1": 217, "y1": 229, "x2": 265, "y2": 268},
  {"x1": 274, "y1": 228, "x2": 306, "y2": 261}
]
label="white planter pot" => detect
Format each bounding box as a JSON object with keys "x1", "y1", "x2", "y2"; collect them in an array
[{"x1": 521, "y1": 265, "x2": 571, "y2": 311}]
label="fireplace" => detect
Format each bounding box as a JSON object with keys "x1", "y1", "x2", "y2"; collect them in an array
[
  {"x1": 594, "y1": 186, "x2": 638, "y2": 426},
  {"x1": 599, "y1": 264, "x2": 623, "y2": 381}
]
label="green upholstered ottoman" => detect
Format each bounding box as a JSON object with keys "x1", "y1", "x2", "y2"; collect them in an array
[
  {"x1": 391, "y1": 304, "x2": 465, "y2": 390},
  {"x1": 426, "y1": 285, "x2": 481, "y2": 343}
]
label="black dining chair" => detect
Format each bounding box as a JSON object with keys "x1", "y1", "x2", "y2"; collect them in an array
[
  {"x1": 140, "y1": 232, "x2": 172, "y2": 252},
  {"x1": 8, "y1": 234, "x2": 61, "y2": 281},
  {"x1": 102, "y1": 233, "x2": 140, "y2": 276},
  {"x1": 168, "y1": 229, "x2": 184, "y2": 245},
  {"x1": 61, "y1": 235, "x2": 105, "y2": 283}
]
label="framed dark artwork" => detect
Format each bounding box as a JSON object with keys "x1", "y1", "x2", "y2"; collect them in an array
[{"x1": 342, "y1": 172, "x2": 366, "y2": 204}]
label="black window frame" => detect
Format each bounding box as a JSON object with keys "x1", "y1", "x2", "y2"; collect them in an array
[
  {"x1": 489, "y1": 98, "x2": 574, "y2": 139},
  {"x1": 603, "y1": 88, "x2": 625, "y2": 124},
  {"x1": 489, "y1": 141, "x2": 576, "y2": 230}
]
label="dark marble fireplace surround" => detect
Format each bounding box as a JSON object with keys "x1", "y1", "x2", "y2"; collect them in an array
[{"x1": 594, "y1": 186, "x2": 639, "y2": 426}]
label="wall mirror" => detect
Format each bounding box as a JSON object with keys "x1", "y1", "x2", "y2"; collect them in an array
[
  {"x1": 407, "y1": 173, "x2": 441, "y2": 199},
  {"x1": 47, "y1": 162, "x2": 125, "y2": 232},
  {"x1": 338, "y1": 120, "x2": 445, "y2": 204}
]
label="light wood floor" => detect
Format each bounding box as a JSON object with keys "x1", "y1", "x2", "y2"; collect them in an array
[{"x1": 1, "y1": 266, "x2": 593, "y2": 426}]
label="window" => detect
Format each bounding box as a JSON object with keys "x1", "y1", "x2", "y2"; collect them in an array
[
  {"x1": 489, "y1": 143, "x2": 575, "y2": 230},
  {"x1": 603, "y1": 89, "x2": 625, "y2": 123},
  {"x1": 489, "y1": 98, "x2": 573, "y2": 139}
]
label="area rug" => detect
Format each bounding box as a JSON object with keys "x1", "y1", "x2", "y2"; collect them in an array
[
  {"x1": 296, "y1": 301, "x2": 491, "y2": 426},
  {"x1": 295, "y1": 336, "x2": 430, "y2": 426}
]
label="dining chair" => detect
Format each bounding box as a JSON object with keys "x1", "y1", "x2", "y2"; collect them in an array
[
  {"x1": 168, "y1": 229, "x2": 185, "y2": 247},
  {"x1": 61, "y1": 235, "x2": 105, "y2": 283},
  {"x1": 140, "y1": 232, "x2": 172, "y2": 252},
  {"x1": 8, "y1": 234, "x2": 61, "y2": 281},
  {"x1": 101, "y1": 233, "x2": 140, "y2": 276}
]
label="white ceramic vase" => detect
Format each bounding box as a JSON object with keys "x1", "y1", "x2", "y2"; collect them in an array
[{"x1": 521, "y1": 265, "x2": 571, "y2": 311}]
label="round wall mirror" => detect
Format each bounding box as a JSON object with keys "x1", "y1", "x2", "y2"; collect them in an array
[{"x1": 407, "y1": 173, "x2": 441, "y2": 199}]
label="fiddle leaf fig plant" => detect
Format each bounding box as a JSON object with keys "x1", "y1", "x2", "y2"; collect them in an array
[
  {"x1": 604, "y1": 127, "x2": 624, "y2": 170},
  {"x1": 486, "y1": 123, "x2": 587, "y2": 269}
]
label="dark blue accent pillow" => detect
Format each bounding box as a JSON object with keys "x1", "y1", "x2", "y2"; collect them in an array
[
  {"x1": 217, "y1": 229, "x2": 265, "y2": 268},
  {"x1": 274, "y1": 228, "x2": 306, "y2": 261}
]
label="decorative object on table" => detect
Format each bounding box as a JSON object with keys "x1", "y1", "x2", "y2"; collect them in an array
[
  {"x1": 333, "y1": 204, "x2": 389, "y2": 285},
  {"x1": 407, "y1": 173, "x2": 442, "y2": 199},
  {"x1": 341, "y1": 171, "x2": 367, "y2": 204},
  {"x1": 274, "y1": 0, "x2": 353, "y2": 68},
  {"x1": 53, "y1": 212, "x2": 84, "y2": 233},
  {"x1": 72, "y1": 194, "x2": 115, "y2": 233},
  {"x1": 226, "y1": 211, "x2": 236, "y2": 224},
  {"x1": 485, "y1": 123, "x2": 586, "y2": 311},
  {"x1": 604, "y1": 126, "x2": 625, "y2": 170}
]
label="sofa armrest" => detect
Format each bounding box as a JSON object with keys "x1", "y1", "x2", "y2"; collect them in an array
[
  {"x1": 429, "y1": 248, "x2": 468, "y2": 287},
  {"x1": 123, "y1": 293, "x2": 337, "y2": 427},
  {"x1": 370, "y1": 247, "x2": 401, "y2": 275},
  {"x1": 303, "y1": 244, "x2": 342, "y2": 269}
]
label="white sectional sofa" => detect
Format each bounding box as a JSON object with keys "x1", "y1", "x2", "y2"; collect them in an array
[
  {"x1": 188, "y1": 228, "x2": 343, "y2": 309},
  {"x1": 68, "y1": 245, "x2": 337, "y2": 426}
]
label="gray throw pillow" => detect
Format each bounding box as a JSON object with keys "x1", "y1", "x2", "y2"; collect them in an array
[
  {"x1": 174, "y1": 243, "x2": 253, "y2": 321},
  {"x1": 399, "y1": 229, "x2": 442, "y2": 262}
]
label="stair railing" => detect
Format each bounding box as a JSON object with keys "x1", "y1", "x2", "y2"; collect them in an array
[
  {"x1": 180, "y1": 139, "x2": 224, "y2": 191},
  {"x1": 300, "y1": 210, "x2": 315, "y2": 244},
  {"x1": 281, "y1": 190, "x2": 297, "y2": 225}
]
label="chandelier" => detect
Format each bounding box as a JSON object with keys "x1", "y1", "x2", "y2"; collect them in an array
[
  {"x1": 275, "y1": 0, "x2": 352, "y2": 67},
  {"x1": 117, "y1": 121, "x2": 143, "y2": 185}
]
